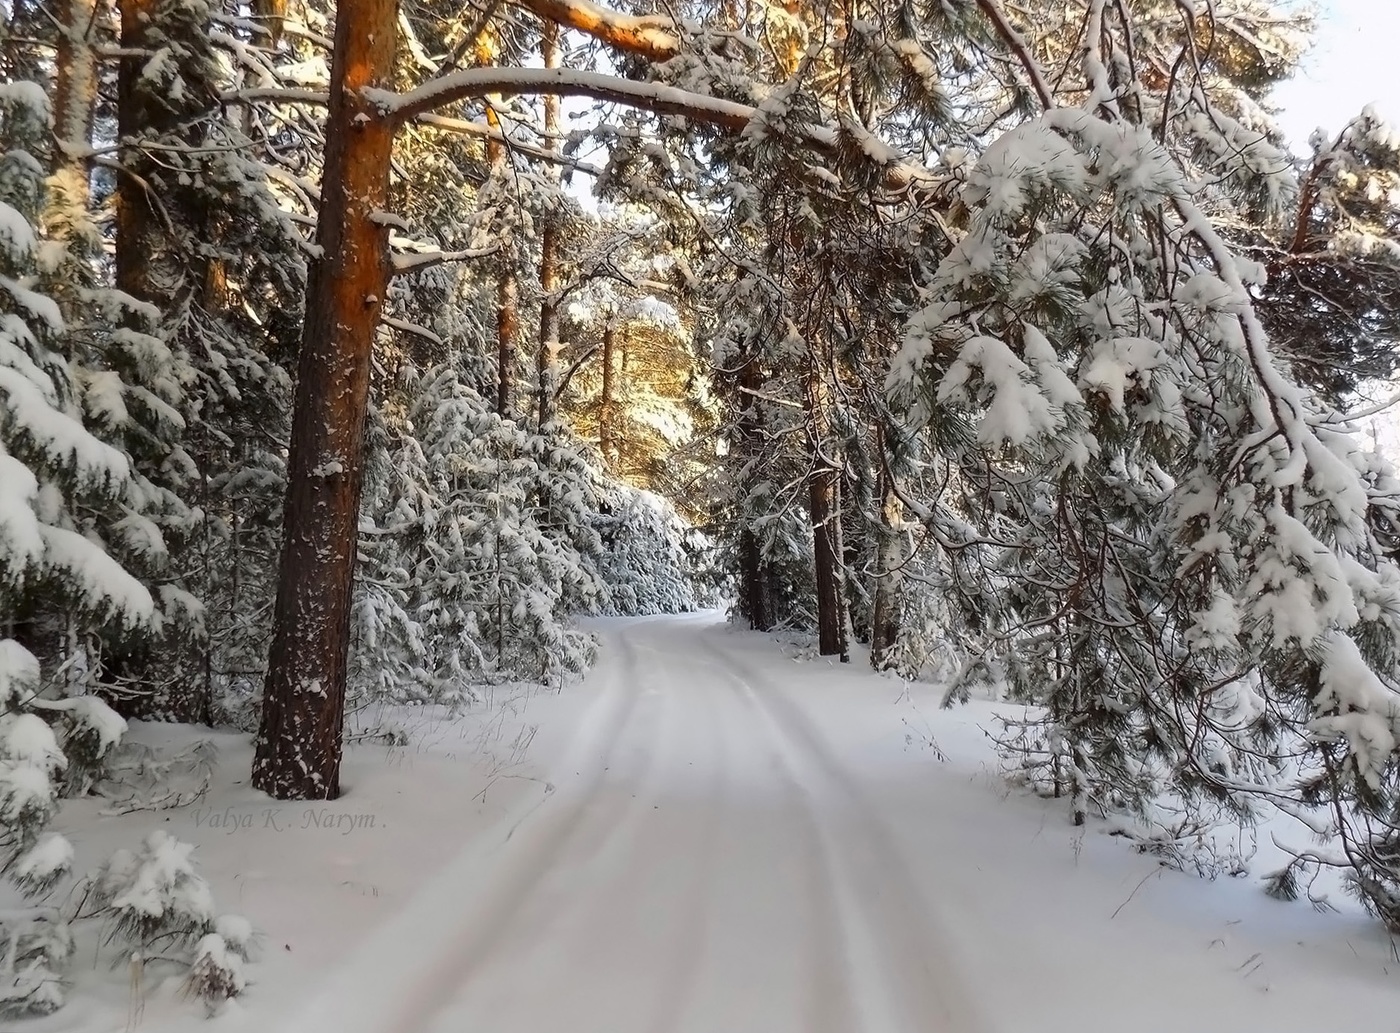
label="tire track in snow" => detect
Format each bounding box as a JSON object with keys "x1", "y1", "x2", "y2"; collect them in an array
[
  {"x1": 746, "y1": 697, "x2": 863, "y2": 1033},
  {"x1": 434, "y1": 627, "x2": 698, "y2": 1027},
  {"x1": 664, "y1": 628, "x2": 860, "y2": 1033},
  {"x1": 265, "y1": 625, "x2": 658, "y2": 1033},
  {"x1": 705, "y1": 635, "x2": 993, "y2": 1033},
  {"x1": 400, "y1": 630, "x2": 672, "y2": 1032},
  {"x1": 424, "y1": 621, "x2": 731, "y2": 1033},
  {"x1": 453, "y1": 619, "x2": 856, "y2": 1033},
  {"x1": 630, "y1": 632, "x2": 727, "y2": 1033}
]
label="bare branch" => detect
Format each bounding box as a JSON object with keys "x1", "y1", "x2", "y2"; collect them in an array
[
  {"x1": 975, "y1": 0, "x2": 1055, "y2": 109},
  {"x1": 554, "y1": 342, "x2": 602, "y2": 399}
]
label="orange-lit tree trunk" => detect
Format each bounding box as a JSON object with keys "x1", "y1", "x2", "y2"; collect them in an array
[
  {"x1": 535, "y1": 21, "x2": 562, "y2": 428},
  {"x1": 253, "y1": 0, "x2": 397, "y2": 800},
  {"x1": 489, "y1": 106, "x2": 518, "y2": 420},
  {"x1": 46, "y1": 0, "x2": 100, "y2": 259}
]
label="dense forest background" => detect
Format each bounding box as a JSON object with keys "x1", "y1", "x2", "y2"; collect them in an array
[{"x1": 4, "y1": 0, "x2": 1400, "y2": 1016}]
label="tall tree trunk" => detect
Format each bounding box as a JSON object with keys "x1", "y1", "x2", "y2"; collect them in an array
[
  {"x1": 599, "y1": 319, "x2": 617, "y2": 467},
  {"x1": 737, "y1": 352, "x2": 772, "y2": 631},
  {"x1": 535, "y1": 227, "x2": 559, "y2": 426},
  {"x1": 109, "y1": 0, "x2": 212, "y2": 723},
  {"x1": 535, "y1": 21, "x2": 561, "y2": 429},
  {"x1": 740, "y1": 530, "x2": 771, "y2": 632},
  {"x1": 870, "y1": 430, "x2": 903, "y2": 670},
  {"x1": 115, "y1": 0, "x2": 165, "y2": 308},
  {"x1": 115, "y1": 0, "x2": 219, "y2": 311},
  {"x1": 806, "y1": 356, "x2": 847, "y2": 659},
  {"x1": 45, "y1": 0, "x2": 100, "y2": 271},
  {"x1": 253, "y1": 0, "x2": 397, "y2": 800},
  {"x1": 809, "y1": 464, "x2": 845, "y2": 658},
  {"x1": 832, "y1": 472, "x2": 853, "y2": 663},
  {"x1": 34, "y1": 0, "x2": 103, "y2": 671},
  {"x1": 477, "y1": 28, "x2": 517, "y2": 421}
]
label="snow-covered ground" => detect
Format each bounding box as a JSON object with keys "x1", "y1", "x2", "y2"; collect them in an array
[{"x1": 30, "y1": 615, "x2": 1399, "y2": 1032}]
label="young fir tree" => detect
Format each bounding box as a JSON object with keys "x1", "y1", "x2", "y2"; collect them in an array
[
  {"x1": 359, "y1": 359, "x2": 602, "y2": 695},
  {"x1": 0, "y1": 78, "x2": 244, "y2": 1016}
]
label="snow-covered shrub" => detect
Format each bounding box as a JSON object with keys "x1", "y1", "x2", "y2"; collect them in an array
[
  {"x1": 183, "y1": 932, "x2": 246, "y2": 1009},
  {"x1": 885, "y1": 45, "x2": 1400, "y2": 915},
  {"x1": 592, "y1": 485, "x2": 718, "y2": 615},
  {"x1": 85, "y1": 833, "x2": 251, "y2": 1012},
  {"x1": 353, "y1": 363, "x2": 604, "y2": 701},
  {"x1": 0, "y1": 910, "x2": 71, "y2": 1016},
  {"x1": 80, "y1": 832, "x2": 250, "y2": 1010},
  {"x1": 94, "y1": 831, "x2": 217, "y2": 946}
]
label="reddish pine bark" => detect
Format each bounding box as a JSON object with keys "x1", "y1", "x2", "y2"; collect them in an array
[
  {"x1": 253, "y1": 0, "x2": 397, "y2": 800},
  {"x1": 478, "y1": 42, "x2": 519, "y2": 420},
  {"x1": 536, "y1": 21, "x2": 562, "y2": 429},
  {"x1": 114, "y1": 0, "x2": 163, "y2": 307}
]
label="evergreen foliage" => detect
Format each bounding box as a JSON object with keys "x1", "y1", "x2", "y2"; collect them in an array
[
  {"x1": 355, "y1": 360, "x2": 605, "y2": 699},
  {"x1": 4, "y1": 1, "x2": 1400, "y2": 1020},
  {"x1": 0, "y1": 74, "x2": 243, "y2": 1015}
]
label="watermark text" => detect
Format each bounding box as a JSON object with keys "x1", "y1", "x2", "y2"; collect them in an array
[{"x1": 190, "y1": 805, "x2": 378, "y2": 835}]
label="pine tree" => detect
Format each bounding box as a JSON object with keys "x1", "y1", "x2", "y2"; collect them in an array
[
  {"x1": 254, "y1": 0, "x2": 396, "y2": 799},
  {"x1": 880, "y1": 0, "x2": 1400, "y2": 920}
]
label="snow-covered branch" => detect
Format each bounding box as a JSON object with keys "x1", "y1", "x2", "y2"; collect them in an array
[
  {"x1": 381, "y1": 315, "x2": 444, "y2": 347},
  {"x1": 390, "y1": 245, "x2": 501, "y2": 276},
  {"x1": 220, "y1": 87, "x2": 330, "y2": 108},
  {"x1": 370, "y1": 68, "x2": 937, "y2": 191},
  {"x1": 368, "y1": 67, "x2": 753, "y2": 130},
  {"x1": 513, "y1": 0, "x2": 683, "y2": 62},
  {"x1": 412, "y1": 112, "x2": 603, "y2": 175}
]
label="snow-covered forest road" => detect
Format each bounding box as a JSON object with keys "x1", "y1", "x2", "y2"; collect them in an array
[
  {"x1": 271, "y1": 616, "x2": 982, "y2": 1032},
  {"x1": 243, "y1": 616, "x2": 1394, "y2": 1033}
]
